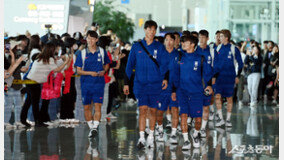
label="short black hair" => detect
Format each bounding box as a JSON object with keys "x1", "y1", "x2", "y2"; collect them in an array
[
  {"x1": 199, "y1": 30, "x2": 209, "y2": 37},
  {"x1": 17, "y1": 35, "x2": 29, "y2": 42},
  {"x1": 107, "y1": 28, "x2": 113, "y2": 31},
  {"x1": 91, "y1": 22, "x2": 99, "y2": 27},
  {"x1": 98, "y1": 36, "x2": 112, "y2": 49},
  {"x1": 269, "y1": 41, "x2": 275, "y2": 46},
  {"x1": 173, "y1": 32, "x2": 180, "y2": 37},
  {"x1": 164, "y1": 33, "x2": 176, "y2": 41},
  {"x1": 86, "y1": 30, "x2": 99, "y2": 39},
  {"x1": 64, "y1": 37, "x2": 77, "y2": 48},
  {"x1": 181, "y1": 35, "x2": 199, "y2": 47},
  {"x1": 154, "y1": 36, "x2": 164, "y2": 43},
  {"x1": 182, "y1": 30, "x2": 191, "y2": 36},
  {"x1": 144, "y1": 20, "x2": 158, "y2": 29},
  {"x1": 191, "y1": 31, "x2": 199, "y2": 36},
  {"x1": 263, "y1": 40, "x2": 269, "y2": 44},
  {"x1": 215, "y1": 30, "x2": 221, "y2": 35},
  {"x1": 250, "y1": 39, "x2": 255, "y2": 44},
  {"x1": 61, "y1": 33, "x2": 70, "y2": 38}
]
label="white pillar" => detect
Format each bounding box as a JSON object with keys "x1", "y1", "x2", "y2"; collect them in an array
[
  {"x1": 271, "y1": 0, "x2": 277, "y2": 42},
  {"x1": 182, "y1": 0, "x2": 187, "y2": 31},
  {"x1": 168, "y1": 0, "x2": 172, "y2": 26}
]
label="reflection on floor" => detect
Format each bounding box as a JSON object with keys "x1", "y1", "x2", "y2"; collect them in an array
[{"x1": 4, "y1": 102, "x2": 279, "y2": 160}]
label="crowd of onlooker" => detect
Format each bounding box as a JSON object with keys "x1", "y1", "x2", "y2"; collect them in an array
[{"x1": 4, "y1": 22, "x2": 279, "y2": 129}]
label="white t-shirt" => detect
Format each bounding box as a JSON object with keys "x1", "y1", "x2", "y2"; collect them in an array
[{"x1": 27, "y1": 58, "x2": 64, "y2": 83}]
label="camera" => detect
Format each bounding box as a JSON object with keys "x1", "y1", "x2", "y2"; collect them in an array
[
  {"x1": 204, "y1": 89, "x2": 210, "y2": 97},
  {"x1": 45, "y1": 24, "x2": 52, "y2": 29}
]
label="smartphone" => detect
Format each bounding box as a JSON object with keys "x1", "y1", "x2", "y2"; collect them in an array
[
  {"x1": 58, "y1": 49, "x2": 62, "y2": 57},
  {"x1": 5, "y1": 43, "x2": 10, "y2": 50}
]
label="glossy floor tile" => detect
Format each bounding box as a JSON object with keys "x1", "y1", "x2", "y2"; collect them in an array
[{"x1": 4, "y1": 102, "x2": 279, "y2": 160}]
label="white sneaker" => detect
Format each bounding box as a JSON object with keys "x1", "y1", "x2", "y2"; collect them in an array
[
  {"x1": 209, "y1": 111, "x2": 215, "y2": 121},
  {"x1": 215, "y1": 114, "x2": 225, "y2": 127},
  {"x1": 225, "y1": 120, "x2": 232, "y2": 127},
  {"x1": 145, "y1": 127, "x2": 150, "y2": 135},
  {"x1": 137, "y1": 138, "x2": 146, "y2": 149},
  {"x1": 69, "y1": 119, "x2": 80, "y2": 124},
  {"x1": 238, "y1": 101, "x2": 243, "y2": 110},
  {"x1": 59, "y1": 119, "x2": 67, "y2": 124},
  {"x1": 146, "y1": 136, "x2": 154, "y2": 148},
  {"x1": 43, "y1": 121, "x2": 53, "y2": 126},
  {"x1": 182, "y1": 140, "x2": 191, "y2": 150},
  {"x1": 155, "y1": 126, "x2": 159, "y2": 136},
  {"x1": 272, "y1": 100, "x2": 278, "y2": 105},
  {"x1": 52, "y1": 120, "x2": 60, "y2": 126},
  {"x1": 156, "y1": 131, "x2": 164, "y2": 142},
  {"x1": 27, "y1": 120, "x2": 35, "y2": 126},
  {"x1": 15, "y1": 122, "x2": 26, "y2": 129},
  {"x1": 200, "y1": 129, "x2": 206, "y2": 138},
  {"x1": 4, "y1": 123, "x2": 14, "y2": 130},
  {"x1": 191, "y1": 133, "x2": 200, "y2": 148},
  {"x1": 107, "y1": 113, "x2": 117, "y2": 119},
  {"x1": 169, "y1": 134, "x2": 178, "y2": 144}
]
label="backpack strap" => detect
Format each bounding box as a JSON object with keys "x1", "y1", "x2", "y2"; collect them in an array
[
  {"x1": 99, "y1": 47, "x2": 105, "y2": 65},
  {"x1": 139, "y1": 41, "x2": 160, "y2": 68},
  {"x1": 200, "y1": 55, "x2": 205, "y2": 87},
  {"x1": 231, "y1": 44, "x2": 237, "y2": 67},
  {"x1": 216, "y1": 44, "x2": 222, "y2": 52},
  {"x1": 177, "y1": 48, "x2": 183, "y2": 63},
  {"x1": 81, "y1": 48, "x2": 87, "y2": 70},
  {"x1": 209, "y1": 44, "x2": 215, "y2": 67}
]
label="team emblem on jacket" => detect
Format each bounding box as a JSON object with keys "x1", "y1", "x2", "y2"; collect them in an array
[
  {"x1": 153, "y1": 50, "x2": 158, "y2": 59},
  {"x1": 228, "y1": 51, "x2": 232, "y2": 59},
  {"x1": 194, "y1": 61, "x2": 198, "y2": 71},
  {"x1": 208, "y1": 56, "x2": 211, "y2": 64}
]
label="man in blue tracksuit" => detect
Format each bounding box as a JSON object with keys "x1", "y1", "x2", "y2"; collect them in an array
[
  {"x1": 208, "y1": 30, "x2": 221, "y2": 121},
  {"x1": 75, "y1": 30, "x2": 110, "y2": 138},
  {"x1": 197, "y1": 30, "x2": 217, "y2": 138},
  {"x1": 124, "y1": 20, "x2": 169, "y2": 149},
  {"x1": 171, "y1": 35, "x2": 213, "y2": 150},
  {"x1": 155, "y1": 33, "x2": 179, "y2": 142},
  {"x1": 213, "y1": 29, "x2": 243, "y2": 128}
]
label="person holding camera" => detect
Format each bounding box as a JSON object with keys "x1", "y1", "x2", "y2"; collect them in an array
[
  {"x1": 171, "y1": 35, "x2": 213, "y2": 150},
  {"x1": 4, "y1": 36, "x2": 29, "y2": 129},
  {"x1": 26, "y1": 41, "x2": 70, "y2": 127},
  {"x1": 244, "y1": 45, "x2": 263, "y2": 109},
  {"x1": 59, "y1": 37, "x2": 79, "y2": 124}
]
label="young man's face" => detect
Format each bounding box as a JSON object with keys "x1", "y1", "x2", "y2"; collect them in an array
[
  {"x1": 174, "y1": 34, "x2": 180, "y2": 48},
  {"x1": 215, "y1": 33, "x2": 221, "y2": 44},
  {"x1": 198, "y1": 35, "x2": 209, "y2": 46},
  {"x1": 220, "y1": 33, "x2": 228, "y2": 44},
  {"x1": 164, "y1": 35, "x2": 175, "y2": 49},
  {"x1": 144, "y1": 26, "x2": 156, "y2": 40},
  {"x1": 87, "y1": 35, "x2": 98, "y2": 47},
  {"x1": 268, "y1": 42, "x2": 274, "y2": 51},
  {"x1": 182, "y1": 40, "x2": 195, "y2": 51}
]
